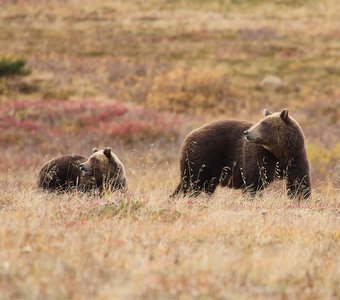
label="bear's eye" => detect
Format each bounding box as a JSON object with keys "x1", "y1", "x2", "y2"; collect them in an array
[{"x1": 261, "y1": 122, "x2": 269, "y2": 128}]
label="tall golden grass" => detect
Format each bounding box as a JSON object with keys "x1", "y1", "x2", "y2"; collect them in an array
[{"x1": 0, "y1": 167, "x2": 339, "y2": 299}]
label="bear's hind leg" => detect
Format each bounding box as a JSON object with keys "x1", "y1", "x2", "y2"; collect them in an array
[
  {"x1": 203, "y1": 177, "x2": 219, "y2": 196},
  {"x1": 170, "y1": 183, "x2": 185, "y2": 198},
  {"x1": 170, "y1": 175, "x2": 195, "y2": 197},
  {"x1": 170, "y1": 180, "x2": 206, "y2": 198},
  {"x1": 241, "y1": 184, "x2": 260, "y2": 199}
]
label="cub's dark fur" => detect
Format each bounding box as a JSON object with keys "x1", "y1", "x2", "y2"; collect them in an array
[{"x1": 38, "y1": 155, "x2": 92, "y2": 192}]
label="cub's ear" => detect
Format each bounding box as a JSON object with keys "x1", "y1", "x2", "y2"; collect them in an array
[
  {"x1": 92, "y1": 147, "x2": 100, "y2": 153},
  {"x1": 280, "y1": 109, "x2": 289, "y2": 121},
  {"x1": 263, "y1": 109, "x2": 272, "y2": 117},
  {"x1": 103, "y1": 147, "x2": 113, "y2": 158}
]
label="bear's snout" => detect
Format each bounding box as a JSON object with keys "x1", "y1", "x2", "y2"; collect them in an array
[
  {"x1": 79, "y1": 163, "x2": 92, "y2": 176},
  {"x1": 244, "y1": 129, "x2": 260, "y2": 143},
  {"x1": 244, "y1": 130, "x2": 250, "y2": 141}
]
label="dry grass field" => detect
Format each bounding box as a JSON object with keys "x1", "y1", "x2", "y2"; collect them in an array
[
  {"x1": 1, "y1": 173, "x2": 339, "y2": 299},
  {"x1": 0, "y1": 0, "x2": 339, "y2": 299}
]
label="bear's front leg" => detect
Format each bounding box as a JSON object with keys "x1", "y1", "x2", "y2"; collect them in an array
[
  {"x1": 286, "y1": 164, "x2": 311, "y2": 199},
  {"x1": 241, "y1": 157, "x2": 273, "y2": 196}
]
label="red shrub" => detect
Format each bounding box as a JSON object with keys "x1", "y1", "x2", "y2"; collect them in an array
[{"x1": 0, "y1": 99, "x2": 181, "y2": 152}]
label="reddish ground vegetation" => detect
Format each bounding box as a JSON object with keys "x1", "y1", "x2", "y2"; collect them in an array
[{"x1": 0, "y1": 99, "x2": 181, "y2": 149}]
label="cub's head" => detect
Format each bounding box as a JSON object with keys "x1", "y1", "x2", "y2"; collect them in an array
[
  {"x1": 79, "y1": 147, "x2": 114, "y2": 179},
  {"x1": 243, "y1": 109, "x2": 305, "y2": 159}
]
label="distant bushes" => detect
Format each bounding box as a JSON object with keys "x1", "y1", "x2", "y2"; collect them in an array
[
  {"x1": 0, "y1": 99, "x2": 181, "y2": 149},
  {"x1": 145, "y1": 66, "x2": 238, "y2": 114},
  {"x1": 0, "y1": 58, "x2": 33, "y2": 96},
  {"x1": 0, "y1": 58, "x2": 31, "y2": 77}
]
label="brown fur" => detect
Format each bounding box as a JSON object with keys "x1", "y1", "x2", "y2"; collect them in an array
[
  {"x1": 38, "y1": 155, "x2": 94, "y2": 192},
  {"x1": 79, "y1": 147, "x2": 127, "y2": 193},
  {"x1": 171, "y1": 109, "x2": 311, "y2": 199}
]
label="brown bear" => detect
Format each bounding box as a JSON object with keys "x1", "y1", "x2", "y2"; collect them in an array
[
  {"x1": 79, "y1": 147, "x2": 127, "y2": 193},
  {"x1": 37, "y1": 154, "x2": 93, "y2": 192},
  {"x1": 38, "y1": 147, "x2": 127, "y2": 193},
  {"x1": 171, "y1": 109, "x2": 311, "y2": 199}
]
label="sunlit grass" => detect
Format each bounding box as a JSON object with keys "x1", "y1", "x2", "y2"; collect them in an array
[{"x1": 0, "y1": 167, "x2": 339, "y2": 299}]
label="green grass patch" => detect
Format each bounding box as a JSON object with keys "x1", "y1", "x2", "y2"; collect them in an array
[{"x1": 0, "y1": 58, "x2": 31, "y2": 77}]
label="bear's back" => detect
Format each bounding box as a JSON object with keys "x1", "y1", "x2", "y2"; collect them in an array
[
  {"x1": 38, "y1": 154, "x2": 86, "y2": 191},
  {"x1": 181, "y1": 120, "x2": 252, "y2": 164}
]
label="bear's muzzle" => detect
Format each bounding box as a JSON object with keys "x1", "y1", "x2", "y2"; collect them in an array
[
  {"x1": 244, "y1": 130, "x2": 261, "y2": 144},
  {"x1": 79, "y1": 163, "x2": 92, "y2": 177},
  {"x1": 244, "y1": 130, "x2": 251, "y2": 142}
]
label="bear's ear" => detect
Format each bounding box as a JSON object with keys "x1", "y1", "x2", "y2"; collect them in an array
[
  {"x1": 92, "y1": 147, "x2": 100, "y2": 153},
  {"x1": 263, "y1": 109, "x2": 272, "y2": 117},
  {"x1": 103, "y1": 147, "x2": 113, "y2": 159},
  {"x1": 280, "y1": 109, "x2": 289, "y2": 121}
]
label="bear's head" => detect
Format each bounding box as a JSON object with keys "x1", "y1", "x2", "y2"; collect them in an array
[
  {"x1": 79, "y1": 147, "x2": 112, "y2": 178},
  {"x1": 243, "y1": 109, "x2": 305, "y2": 162},
  {"x1": 79, "y1": 147, "x2": 125, "y2": 189}
]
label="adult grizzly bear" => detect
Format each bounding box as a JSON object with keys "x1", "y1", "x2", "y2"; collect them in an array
[
  {"x1": 79, "y1": 147, "x2": 127, "y2": 193},
  {"x1": 38, "y1": 147, "x2": 126, "y2": 193},
  {"x1": 171, "y1": 109, "x2": 311, "y2": 199}
]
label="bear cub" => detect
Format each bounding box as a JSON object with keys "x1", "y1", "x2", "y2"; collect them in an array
[
  {"x1": 79, "y1": 147, "x2": 127, "y2": 193},
  {"x1": 171, "y1": 109, "x2": 311, "y2": 199},
  {"x1": 38, "y1": 147, "x2": 127, "y2": 193},
  {"x1": 38, "y1": 154, "x2": 90, "y2": 192}
]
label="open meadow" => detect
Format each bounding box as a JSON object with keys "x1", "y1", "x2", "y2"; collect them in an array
[{"x1": 0, "y1": 0, "x2": 339, "y2": 299}]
